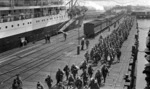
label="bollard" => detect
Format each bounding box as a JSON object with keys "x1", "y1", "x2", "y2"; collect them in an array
[{"x1": 77, "y1": 45, "x2": 80, "y2": 55}]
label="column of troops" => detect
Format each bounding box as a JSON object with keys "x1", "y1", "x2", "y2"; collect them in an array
[{"x1": 12, "y1": 16, "x2": 135, "y2": 89}]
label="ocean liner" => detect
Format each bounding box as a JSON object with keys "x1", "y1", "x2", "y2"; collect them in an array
[{"x1": 0, "y1": 0, "x2": 85, "y2": 53}]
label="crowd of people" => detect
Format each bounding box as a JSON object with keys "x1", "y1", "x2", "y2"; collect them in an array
[
  {"x1": 12, "y1": 15, "x2": 135, "y2": 89},
  {"x1": 88, "y1": 16, "x2": 135, "y2": 67}
]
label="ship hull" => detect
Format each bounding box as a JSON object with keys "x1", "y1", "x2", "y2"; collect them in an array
[{"x1": 0, "y1": 16, "x2": 84, "y2": 53}]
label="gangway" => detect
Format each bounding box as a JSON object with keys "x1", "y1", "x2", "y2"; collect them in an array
[{"x1": 58, "y1": 18, "x2": 76, "y2": 32}]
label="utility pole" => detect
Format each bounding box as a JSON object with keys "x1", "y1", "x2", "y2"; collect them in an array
[{"x1": 77, "y1": 20, "x2": 80, "y2": 55}]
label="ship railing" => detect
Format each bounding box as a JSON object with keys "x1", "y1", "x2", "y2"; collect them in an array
[
  {"x1": 0, "y1": 1, "x2": 63, "y2": 7},
  {"x1": 0, "y1": 10, "x2": 68, "y2": 23}
]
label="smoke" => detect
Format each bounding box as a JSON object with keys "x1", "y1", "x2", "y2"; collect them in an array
[{"x1": 84, "y1": 1, "x2": 104, "y2": 11}]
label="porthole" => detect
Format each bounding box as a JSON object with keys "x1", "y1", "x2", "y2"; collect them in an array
[
  {"x1": 12, "y1": 25, "x2": 13, "y2": 27},
  {"x1": 5, "y1": 26, "x2": 8, "y2": 28},
  {"x1": 30, "y1": 22, "x2": 32, "y2": 24},
  {"x1": 28, "y1": 22, "x2": 29, "y2": 24},
  {"x1": 23, "y1": 23, "x2": 25, "y2": 25},
  {"x1": 17, "y1": 24, "x2": 19, "y2": 26}
]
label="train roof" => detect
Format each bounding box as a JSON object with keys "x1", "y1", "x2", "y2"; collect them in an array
[{"x1": 85, "y1": 19, "x2": 105, "y2": 26}]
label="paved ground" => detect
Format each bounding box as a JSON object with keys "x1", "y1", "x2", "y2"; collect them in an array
[{"x1": 0, "y1": 17, "x2": 135, "y2": 89}]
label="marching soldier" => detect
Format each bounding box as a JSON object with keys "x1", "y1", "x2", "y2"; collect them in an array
[
  {"x1": 88, "y1": 65, "x2": 93, "y2": 78},
  {"x1": 68, "y1": 75, "x2": 74, "y2": 88},
  {"x1": 45, "y1": 75, "x2": 53, "y2": 89},
  {"x1": 75, "y1": 77, "x2": 82, "y2": 89},
  {"x1": 37, "y1": 82, "x2": 44, "y2": 89},
  {"x1": 95, "y1": 70, "x2": 102, "y2": 86},
  {"x1": 84, "y1": 51, "x2": 90, "y2": 63},
  {"x1": 63, "y1": 65, "x2": 70, "y2": 80},
  {"x1": 15, "y1": 74, "x2": 23, "y2": 89},
  {"x1": 12, "y1": 79, "x2": 19, "y2": 89},
  {"x1": 89, "y1": 78, "x2": 99, "y2": 89},
  {"x1": 71, "y1": 64, "x2": 78, "y2": 79},
  {"x1": 80, "y1": 61, "x2": 87, "y2": 72},
  {"x1": 81, "y1": 70, "x2": 88, "y2": 87},
  {"x1": 56, "y1": 68, "x2": 64, "y2": 84},
  {"x1": 101, "y1": 65, "x2": 109, "y2": 83}
]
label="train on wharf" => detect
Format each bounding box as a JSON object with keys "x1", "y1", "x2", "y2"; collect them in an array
[
  {"x1": 0, "y1": 0, "x2": 85, "y2": 53},
  {"x1": 131, "y1": 10, "x2": 150, "y2": 19},
  {"x1": 83, "y1": 12, "x2": 125, "y2": 38}
]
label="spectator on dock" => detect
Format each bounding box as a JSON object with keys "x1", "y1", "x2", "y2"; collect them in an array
[
  {"x1": 81, "y1": 38, "x2": 85, "y2": 50},
  {"x1": 85, "y1": 39, "x2": 90, "y2": 49},
  {"x1": 45, "y1": 34, "x2": 48, "y2": 43},
  {"x1": 63, "y1": 32, "x2": 67, "y2": 41},
  {"x1": 47, "y1": 34, "x2": 51, "y2": 43}
]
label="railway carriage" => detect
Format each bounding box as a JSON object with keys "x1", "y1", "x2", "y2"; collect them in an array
[{"x1": 84, "y1": 13, "x2": 124, "y2": 38}]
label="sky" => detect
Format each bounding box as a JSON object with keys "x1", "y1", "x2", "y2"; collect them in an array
[{"x1": 63, "y1": 0, "x2": 150, "y2": 11}]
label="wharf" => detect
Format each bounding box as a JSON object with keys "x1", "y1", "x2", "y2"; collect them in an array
[{"x1": 0, "y1": 17, "x2": 136, "y2": 89}]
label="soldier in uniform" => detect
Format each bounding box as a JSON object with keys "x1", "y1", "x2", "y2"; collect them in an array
[
  {"x1": 101, "y1": 65, "x2": 109, "y2": 83},
  {"x1": 71, "y1": 64, "x2": 78, "y2": 79},
  {"x1": 56, "y1": 69, "x2": 64, "y2": 84},
  {"x1": 12, "y1": 79, "x2": 19, "y2": 89},
  {"x1": 37, "y1": 82, "x2": 44, "y2": 89},
  {"x1": 89, "y1": 78, "x2": 99, "y2": 89},
  {"x1": 75, "y1": 77, "x2": 82, "y2": 89},
  {"x1": 81, "y1": 70, "x2": 88, "y2": 87},
  {"x1": 63, "y1": 65, "x2": 70, "y2": 80},
  {"x1": 80, "y1": 61, "x2": 87, "y2": 72},
  {"x1": 45, "y1": 75, "x2": 53, "y2": 89},
  {"x1": 95, "y1": 70, "x2": 102, "y2": 86},
  {"x1": 68, "y1": 75, "x2": 74, "y2": 88},
  {"x1": 15, "y1": 74, "x2": 23, "y2": 89},
  {"x1": 88, "y1": 65, "x2": 93, "y2": 78},
  {"x1": 84, "y1": 51, "x2": 90, "y2": 63}
]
